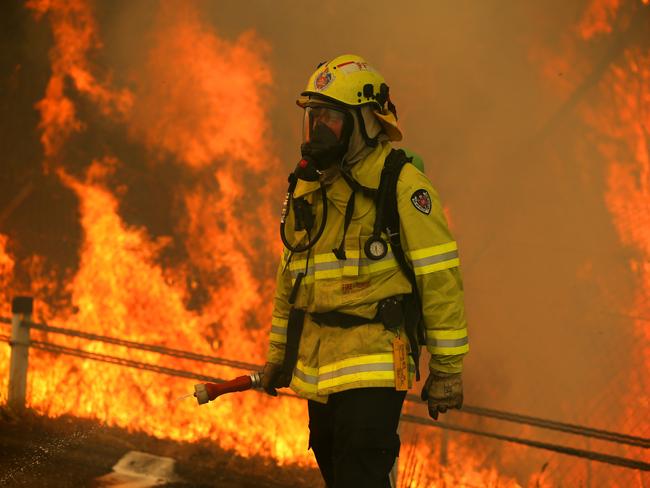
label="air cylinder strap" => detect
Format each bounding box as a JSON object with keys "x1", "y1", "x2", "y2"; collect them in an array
[{"x1": 377, "y1": 149, "x2": 423, "y2": 380}]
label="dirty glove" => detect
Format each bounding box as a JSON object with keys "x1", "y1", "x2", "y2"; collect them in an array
[
  {"x1": 261, "y1": 362, "x2": 291, "y2": 397},
  {"x1": 420, "y1": 371, "x2": 463, "y2": 420}
]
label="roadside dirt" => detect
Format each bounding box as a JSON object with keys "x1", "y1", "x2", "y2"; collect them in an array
[{"x1": 0, "y1": 406, "x2": 323, "y2": 487}]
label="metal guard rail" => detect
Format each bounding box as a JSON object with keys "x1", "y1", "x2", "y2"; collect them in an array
[
  {"x1": 2, "y1": 315, "x2": 647, "y2": 449},
  {"x1": 1, "y1": 320, "x2": 648, "y2": 472}
]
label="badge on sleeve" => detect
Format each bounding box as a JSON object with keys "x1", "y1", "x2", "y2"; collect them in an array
[{"x1": 411, "y1": 189, "x2": 432, "y2": 215}]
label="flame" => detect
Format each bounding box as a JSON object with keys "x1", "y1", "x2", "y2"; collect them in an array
[
  {"x1": 27, "y1": 0, "x2": 132, "y2": 160},
  {"x1": 395, "y1": 429, "x2": 534, "y2": 488},
  {"x1": 128, "y1": 1, "x2": 272, "y2": 171},
  {"x1": 0, "y1": 235, "x2": 14, "y2": 299},
  {"x1": 12, "y1": 0, "x2": 309, "y2": 466},
  {"x1": 577, "y1": 0, "x2": 621, "y2": 40},
  {"x1": 16, "y1": 159, "x2": 304, "y2": 462},
  {"x1": 122, "y1": 0, "x2": 282, "y2": 364},
  {"x1": 4, "y1": 0, "x2": 633, "y2": 485},
  {"x1": 594, "y1": 49, "x2": 650, "y2": 447},
  {"x1": 0, "y1": 235, "x2": 15, "y2": 405},
  {"x1": 3, "y1": 0, "x2": 527, "y2": 483},
  {"x1": 532, "y1": 0, "x2": 649, "y2": 485},
  {"x1": 576, "y1": 1, "x2": 650, "y2": 439}
]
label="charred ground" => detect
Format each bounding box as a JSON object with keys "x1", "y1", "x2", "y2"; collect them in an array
[{"x1": 0, "y1": 406, "x2": 322, "y2": 488}]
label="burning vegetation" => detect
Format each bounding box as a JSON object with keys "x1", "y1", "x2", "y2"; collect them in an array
[{"x1": 0, "y1": 0, "x2": 648, "y2": 486}]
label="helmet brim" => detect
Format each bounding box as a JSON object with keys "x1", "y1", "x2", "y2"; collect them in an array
[{"x1": 297, "y1": 92, "x2": 380, "y2": 110}]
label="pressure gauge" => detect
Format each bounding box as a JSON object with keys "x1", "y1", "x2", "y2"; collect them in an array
[{"x1": 364, "y1": 236, "x2": 388, "y2": 260}]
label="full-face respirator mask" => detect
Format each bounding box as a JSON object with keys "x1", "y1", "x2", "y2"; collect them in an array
[{"x1": 300, "y1": 106, "x2": 353, "y2": 171}]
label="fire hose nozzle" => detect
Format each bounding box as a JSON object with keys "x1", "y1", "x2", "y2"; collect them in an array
[
  {"x1": 194, "y1": 372, "x2": 263, "y2": 406},
  {"x1": 194, "y1": 383, "x2": 210, "y2": 405}
]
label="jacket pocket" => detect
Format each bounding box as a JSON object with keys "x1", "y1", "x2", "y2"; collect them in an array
[{"x1": 313, "y1": 223, "x2": 365, "y2": 311}]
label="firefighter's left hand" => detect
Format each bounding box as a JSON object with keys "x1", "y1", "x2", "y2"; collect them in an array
[
  {"x1": 261, "y1": 362, "x2": 290, "y2": 397},
  {"x1": 420, "y1": 371, "x2": 463, "y2": 420}
]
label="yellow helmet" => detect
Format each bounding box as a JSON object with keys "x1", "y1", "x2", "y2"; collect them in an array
[{"x1": 297, "y1": 54, "x2": 402, "y2": 141}]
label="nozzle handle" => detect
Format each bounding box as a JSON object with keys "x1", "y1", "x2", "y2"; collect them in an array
[{"x1": 194, "y1": 375, "x2": 254, "y2": 405}]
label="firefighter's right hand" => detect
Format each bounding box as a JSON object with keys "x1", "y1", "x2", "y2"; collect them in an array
[{"x1": 261, "y1": 362, "x2": 290, "y2": 397}]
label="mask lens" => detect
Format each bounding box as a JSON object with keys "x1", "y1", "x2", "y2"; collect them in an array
[{"x1": 303, "y1": 106, "x2": 347, "y2": 143}]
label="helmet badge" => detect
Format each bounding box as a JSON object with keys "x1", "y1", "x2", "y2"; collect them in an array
[{"x1": 314, "y1": 67, "x2": 335, "y2": 91}]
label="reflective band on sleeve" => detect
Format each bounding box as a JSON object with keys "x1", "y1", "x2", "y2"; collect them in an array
[
  {"x1": 426, "y1": 328, "x2": 469, "y2": 355},
  {"x1": 407, "y1": 242, "x2": 460, "y2": 275},
  {"x1": 407, "y1": 241, "x2": 457, "y2": 261},
  {"x1": 270, "y1": 316, "x2": 289, "y2": 343},
  {"x1": 412, "y1": 250, "x2": 459, "y2": 268}
]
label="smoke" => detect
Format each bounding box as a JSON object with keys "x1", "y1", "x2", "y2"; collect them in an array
[
  {"x1": 184, "y1": 0, "x2": 642, "y2": 426},
  {"x1": 0, "y1": 0, "x2": 647, "y2": 483}
]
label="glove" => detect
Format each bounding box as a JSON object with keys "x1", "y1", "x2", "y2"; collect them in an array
[
  {"x1": 420, "y1": 371, "x2": 463, "y2": 420},
  {"x1": 261, "y1": 362, "x2": 291, "y2": 397}
]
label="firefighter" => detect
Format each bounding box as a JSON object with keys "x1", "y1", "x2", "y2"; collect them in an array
[{"x1": 262, "y1": 54, "x2": 469, "y2": 488}]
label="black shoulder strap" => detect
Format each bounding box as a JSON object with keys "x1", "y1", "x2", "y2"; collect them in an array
[
  {"x1": 372, "y1": 150, "x2": 408, "y2": 241},
  {"x1": 377, "y1": 149, "x2": 413, "y2": 281},
  {"x1": 376, "y1": 149, "x2": 425, "y2": 380}
]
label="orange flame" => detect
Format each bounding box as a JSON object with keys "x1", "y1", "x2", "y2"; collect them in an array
[
  {"x1": 0, "y1": 234, "x2": 14, "y2": 299},
  {"x1": 15, "y1": 0, "x2": 309, "y2": 466},
  {"x1": 17, "y1": 159, "x2": 305, "y2": 462},
  {"x1": 597, "y1": 52, "x2": 650, "y2": 439},
  {"x1": 123, "y1": 0, "x2": 282, "y2": 362},
  {"x1": 27, "y1": 0, "x2": 132, "y2": 159},
  {"x1": 532, "y1": 0, "x2": 649, "y2": 485},
  {"x1": 0, "y1": 234, "x2": 15, "y2": 405},
  {"x1": 577, "y1": 2, "x2": 650, "y2": 433},
  {"x1": 577, "y1": 0, "x2": 621, "y2": 40},
  {"x1": 0, "y1": 0, "x2": 587, "y2": 485},
  {"x1": 128, "y1": 2, "x2": 272, "y2": 171}
]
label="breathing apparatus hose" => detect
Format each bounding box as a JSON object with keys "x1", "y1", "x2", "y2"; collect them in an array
[{"x1": 279, "y1": 161, "x2": 328, "y2": 254}]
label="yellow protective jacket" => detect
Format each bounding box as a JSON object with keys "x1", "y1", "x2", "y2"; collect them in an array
[{"x1": 267, "y1": 142, "x2": 468, "y2": 403}]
